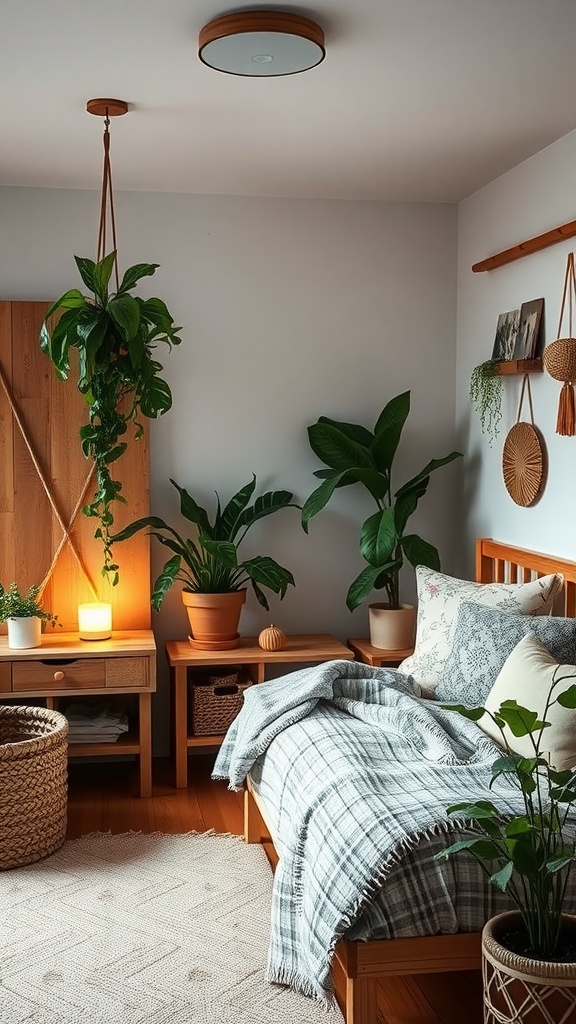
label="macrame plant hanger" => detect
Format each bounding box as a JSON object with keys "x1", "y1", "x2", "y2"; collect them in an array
[
  {"x1": 543, "y1": 250, "x2": 576, "y2": 436},
  {"x1": 86, "y1": 98, "x2": 128, "y2": 286},
  {"x1": 502, "y1": 374, "x2": 545, "y2": 507}
]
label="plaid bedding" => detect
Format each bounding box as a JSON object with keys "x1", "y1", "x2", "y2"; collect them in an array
[{"x1": 212, "y1": 659, "x2": 576, "y2": 1004}]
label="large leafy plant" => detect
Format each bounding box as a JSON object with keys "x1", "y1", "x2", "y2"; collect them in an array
[
  {"x1": 301, "y1": 391, "x2": 462, "y2": 611},
  {"x1": 111, "y1": 475, "x2": 299, "y2": 611},
  {"x1": 0, "y1": 582, "x2": 59, "y2": 627},
  {"x1": 40, "y1": 251, "x2": 181, "y2": 584},
  {"x1": 438, "y1": 673, "x2": 576, "y2": 959}
]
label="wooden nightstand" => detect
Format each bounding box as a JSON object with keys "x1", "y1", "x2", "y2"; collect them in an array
[
  {"x1": 166, "y1": 633, "x2": 353, "y2": 788},
  {"x1": 0, "y1": 630, "x2": 156, "y2": 797},
  {"x1": 347, "y1": 637, "x2": 414, "y2": 668}
]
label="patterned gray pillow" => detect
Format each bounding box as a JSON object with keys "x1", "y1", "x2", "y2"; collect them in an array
[{"x1": 436, "y1": 602, "x2": 576, "y2": 706}]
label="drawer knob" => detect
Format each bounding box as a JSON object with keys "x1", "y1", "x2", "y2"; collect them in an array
[{"x1": 53, "y1": 670, "x2": 65, "y2": 682}]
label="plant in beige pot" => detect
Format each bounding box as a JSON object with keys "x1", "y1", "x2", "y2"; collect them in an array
[
  {"x1": 438, "y1": 640, "x2": 576, "y2": 1023},
  {"x1": 0, "y1": 583, "x2": 59, "y2": 650},
  {"x1": 111, "y1": 476, "x2": 299, "y2": 650},
  {"x1": 301, "y1": 391, "x2": 462, "y2": 650}
]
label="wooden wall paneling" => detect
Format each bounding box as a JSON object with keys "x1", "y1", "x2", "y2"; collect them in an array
[
  {"x1": 0, "y1": 303, "x2": 14, "y2": 515},
  {"x1": 0, "y1": 300, "x2": 151, "y2": 633}
]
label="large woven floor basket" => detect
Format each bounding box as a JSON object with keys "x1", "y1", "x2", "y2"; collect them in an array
[{"x1": 0, "y1": 705, "x2": 69, "y2": 870}]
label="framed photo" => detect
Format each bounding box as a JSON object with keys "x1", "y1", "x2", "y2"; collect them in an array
[
  {"x1": 492, "y1": 308, "x2": 520, "y2": 361},
  {"x1": 512, "y1": 298, "x2": 544, "y2": 360}
]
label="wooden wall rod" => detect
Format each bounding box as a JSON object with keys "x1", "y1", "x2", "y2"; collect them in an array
[{"x1": 472, "y1": 217, "x2": 576, "y2": 273}]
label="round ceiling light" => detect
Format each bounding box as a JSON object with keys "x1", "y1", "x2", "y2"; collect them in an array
[{"x1": 198, "y1": 10, "x2": 325, "y2": 77}]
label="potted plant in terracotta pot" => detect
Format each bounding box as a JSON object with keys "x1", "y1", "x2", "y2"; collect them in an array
[
  {"x1": 111, "y1": 475, "x2": 299, "y2": 649},
  {"x1": 0, "y1": 582, "x2": 59, "y2": 649},
  {"x1": 437, "y1": 637, "x2": 576, "y2": 1022},
  {"x1": 301, "y1": 390, "x2": 462, "y2": 650}
]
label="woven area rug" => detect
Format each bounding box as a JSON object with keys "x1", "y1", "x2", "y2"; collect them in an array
[{"x1": 0, "y1": 831, "x2": 344, "y2": 1024}]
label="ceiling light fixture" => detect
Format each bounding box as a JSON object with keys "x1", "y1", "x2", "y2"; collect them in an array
[{"x1": 198, "y1": 10, "x2": 325, "y2": 77}]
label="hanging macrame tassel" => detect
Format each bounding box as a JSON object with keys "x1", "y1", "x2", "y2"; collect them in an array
[{"x1": 556, "y1": 381, "x2": 576, "y2": 435}]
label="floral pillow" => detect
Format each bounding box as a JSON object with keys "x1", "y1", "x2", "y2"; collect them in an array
[
  {"x1": 479, "y1": 633, "x2": 576, "y2": 771},
  {"x1": 435, "y1": 601, "x2": 576, "y2": 706},
  {"x1": 397, "y1": 566, "x2": 563, "y2": 696}
]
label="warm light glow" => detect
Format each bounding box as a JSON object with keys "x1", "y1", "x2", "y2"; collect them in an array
[{"x1": 78, "y1": 602, "x2": 112, "y2": 640}]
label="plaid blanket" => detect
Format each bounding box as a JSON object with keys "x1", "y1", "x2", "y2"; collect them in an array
[{"x1": 212, "y1": 660, "x2": 526, "y2": 1004}]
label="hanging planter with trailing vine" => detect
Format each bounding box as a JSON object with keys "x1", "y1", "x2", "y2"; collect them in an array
[
  {"x1": 39, "y1": 100, "x2": 182, "y2": 584},
  {"x1": 469, "y1": 358, "x2": 504, "y2": 444}
]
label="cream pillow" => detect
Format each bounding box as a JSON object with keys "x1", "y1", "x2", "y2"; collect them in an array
[
  {"x1": 480, "y1": 633, "x2": 576, "y2": 771},
  {"x1": 397, "y1": 566, "x2": 563, "y2": 695}
]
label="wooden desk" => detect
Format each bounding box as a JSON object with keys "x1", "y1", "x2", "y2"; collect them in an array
[
  {"x1": 166, "y1": 633, "x2": 353, "y2": 788},
  {"x1": 0, "y1": 630, "x2": 156, "y2": 797}
]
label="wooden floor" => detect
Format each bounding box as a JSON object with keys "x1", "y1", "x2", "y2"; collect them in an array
[{"x1": 66, "y1": 755, "x2": 482, "y2": 1024}]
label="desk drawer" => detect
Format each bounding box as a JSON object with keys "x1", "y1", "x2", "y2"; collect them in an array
[
  {"x1": 106, "y1": 657, "x2": 150, "y2": 688},
  {"x1": 12, "y1": 659, "x2": 106, "y2": 691},
  {"x1": 0, "y1": 663, "x2": 11, "y2": 693}
]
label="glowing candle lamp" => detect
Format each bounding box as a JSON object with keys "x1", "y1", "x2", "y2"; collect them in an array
[{"x1": 78, "y1": 602, "x2": 112, "y2": 641}]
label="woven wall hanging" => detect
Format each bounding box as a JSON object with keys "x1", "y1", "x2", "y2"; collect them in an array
[
  {"x1": 502, "y1": 374, "x2": 545, "y2": 506},
  {"x1": 543, "y1": 250, "x2": 576, "y2": 435}
]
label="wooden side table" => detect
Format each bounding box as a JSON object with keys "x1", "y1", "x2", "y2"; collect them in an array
[
  {"x1": 166, "y1": 633, "x2": 353, "y2": 788},
  {"x1": 347, "y1": 637, "x2": 414, "y2": 668},
  {"x1": 0, "y1": 630, "x2": 156, "y2": 797}
]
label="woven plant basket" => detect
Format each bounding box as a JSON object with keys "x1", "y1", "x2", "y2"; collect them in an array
[
  {"x1": 0, "y1": 705, "x2": 68, "y2": 870},
  {"x1": 482, "y1": 912, "x2": 576, "y2": 1024}
]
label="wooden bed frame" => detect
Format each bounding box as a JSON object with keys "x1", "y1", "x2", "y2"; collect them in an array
[{"x1": 243, "y1": 538, "x2": 576, "y2": 1024}]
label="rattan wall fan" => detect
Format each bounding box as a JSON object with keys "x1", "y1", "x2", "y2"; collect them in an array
[
  {"x1": 502, "y1": 374, "x2": 545, "y2": 506},
  {"x1": 544, "y1": 251, "x2": 576, "y2": 435}
]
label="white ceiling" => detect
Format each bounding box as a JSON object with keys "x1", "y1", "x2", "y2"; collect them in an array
[{"x1": 2, "y1": 0, "x2": 576, "y2": 203}]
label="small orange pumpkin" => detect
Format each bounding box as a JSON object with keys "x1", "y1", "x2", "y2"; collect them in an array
[{"x1": 258, "y1": 624, "x2": 287, "y2": 651}]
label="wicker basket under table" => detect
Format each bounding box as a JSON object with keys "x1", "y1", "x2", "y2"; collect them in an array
[
  {"x1": 0, "y1": 705, "x2": 69, "y2": 870},
  {"x1": 189, "y1": 670, "x2": 251, "y2": 736}
]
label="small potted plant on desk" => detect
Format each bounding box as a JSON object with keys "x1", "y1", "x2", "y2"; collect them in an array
[
  {"x1": 0, "y1": 582, "x2": 59, "y2": 649},
  {"x1": 301, "y1": 390, "x2": 462, "y2": 650},
  {"x1": 111, "y1": 475, "x2": 299, "y2": 649},
  {"x1": 438, "y1": 653, "x2": 576, "y2": 1023}
]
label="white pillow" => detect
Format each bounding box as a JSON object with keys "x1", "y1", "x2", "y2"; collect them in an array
[
  {"x1": 480, "y1": 633, "x2": 576, "y2": 771},
  {"x1": 397, "y1": 566, "x2": 563, "y2": 695}
]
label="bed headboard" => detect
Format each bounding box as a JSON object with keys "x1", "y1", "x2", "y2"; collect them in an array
[{"x1": 476, "y1": 538, "x2": 576, "y2": 617}]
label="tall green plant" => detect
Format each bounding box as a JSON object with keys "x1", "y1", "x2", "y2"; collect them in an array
[
  {"x1": 437, "y1": 674, "x2": 576, "y2": 959},
  {"x1": 301, "y1": 391, "x2": 462, "y2": 611},
  {"x1": 40, "y1": 251, "x2": 181, "y2": 584},
  {"x1": 111, "y1": 475, "x2": 299, "y2": 611}
]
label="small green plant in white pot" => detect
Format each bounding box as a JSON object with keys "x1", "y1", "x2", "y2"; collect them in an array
[{"x1": 0, "y1": 583, "x2": 59, "y2": 649}]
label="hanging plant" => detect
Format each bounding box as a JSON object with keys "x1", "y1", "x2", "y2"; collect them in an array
[
  {"x1": 469, "y1": 358, "x2": 504, "y2": 445},
  {"x1": 40, "y1": 252, "x2": 181, "y2": 584}
]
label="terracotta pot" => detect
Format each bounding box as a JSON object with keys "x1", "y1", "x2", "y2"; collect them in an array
[
  {"x1": 182, "y1": 590, "x2": 247, "y2": 650},
  {"x1": 7, "y1": 616, "x2": 41, "y2": 650},
  {"x1": 482, "y1": 911, "x2": 576, "y2": 1024},
  {"x1": 368, "y1": 603, "x2": 416, "y2": 650}
]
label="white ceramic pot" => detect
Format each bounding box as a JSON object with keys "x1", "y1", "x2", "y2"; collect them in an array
[
  {"x1": 7, "y1": 616, "x2": 42, "y2": 650},
  {"x1": 368, "y1": 603, "x2": 416, "y2": 651}
]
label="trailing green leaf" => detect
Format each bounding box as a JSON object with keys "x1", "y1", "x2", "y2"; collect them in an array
[{"x1": 40, "y1": 251, "x2": 182, "y2": 581}]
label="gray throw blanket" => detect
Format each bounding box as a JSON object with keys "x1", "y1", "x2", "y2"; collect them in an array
[{"x1": 213, "y1": 659, "x2": 520, "y2": 1004}]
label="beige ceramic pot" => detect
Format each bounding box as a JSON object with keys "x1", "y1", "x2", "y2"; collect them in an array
[
  {"x1": 368, "y1": 602, "x2": 416, "y2": 651},
  {"x1": 182, "y1": 590, "x2": 247, "y2": 650},
  {"x1": 482, "y1": 911, "x2": 576, "y2": 1024},
  {"x1": 7, "y1": 616, "x2": 41, "y2": 650}
]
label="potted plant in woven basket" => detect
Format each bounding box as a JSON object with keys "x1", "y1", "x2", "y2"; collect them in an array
[
  {"x1": 301, "y1": 391, "x2": 462, "y2": 650},
  {"x1": 0, "y1": 582, "x2": 59, "y2": 649},
  {"x1": 437, "y1": 654, "x2": 576, "y2": 1023},
  {"x1": 111, "y1": 475, "x2": 299, "y2": 650},
  {"x1": 0, "y1": 704, "x2": 69, "y2": 869}
]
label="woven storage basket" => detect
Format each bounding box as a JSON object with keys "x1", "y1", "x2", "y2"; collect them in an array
[
  {"x1": 189, "y1": 671, "x2": 250, "y2": 736},
  {"x1": 0, "y1": 705, "x2": 68, "y2": 870}
]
